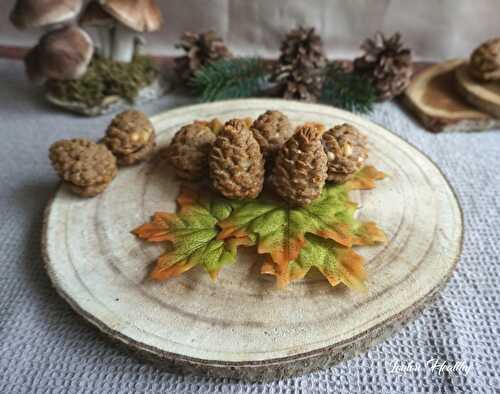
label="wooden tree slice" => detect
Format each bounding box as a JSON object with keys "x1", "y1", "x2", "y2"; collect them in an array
[
  {"x1": 404, "y1": 59, "x2": 500, "y2": 132},
  {"x1": 455, "y1": 62, "x2": 500, "y2": 117},
  {"x1": 43, "y1": 99, "x2": 463, "y2": 381}
]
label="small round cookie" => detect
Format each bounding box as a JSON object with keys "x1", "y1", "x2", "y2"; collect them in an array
[
  {"x1": 49, "y1": 138, "x2": 117, "y2": 197},
  {"x1": 104, "y1": 109, "x2": 156, "y2": 165}
]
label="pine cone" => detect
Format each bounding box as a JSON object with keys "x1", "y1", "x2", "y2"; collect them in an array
[
  {"x1": 272, "y1": 125, "x2": 327, "y2": 207},
  {"x1": 49, "y1": 139, "x2": 117, "y2": 197},
  {"x1": 272, "y1": 27, "x2": 327, "y2": 102},
  {"x1": 175, "y1": 31, "x2": 232, "y2": 83},
  {"x1": 469, "y1": 38, "x2": 500, "y2": 81},
  {"x1": 251, "y1": 110, "x2": 293, "y2": 157},
  {"x1": 278, "y1": 26, "x2": 326, "y2": 67},
  {"x1": 354, "y1": 32, "x2": 413, "y2": 101},
  {"x1": 104, "y1": 110, "x2": 156, "y2": 166},
  {"x1": 322, "y1": 124, "x2": 368, "y2": 183},
  {"x1": 209, "y1": 119, "x2": 265, "y2": 199},
  {"x1": 168, "y1": 123, "x2": 216, "y2": 181}
]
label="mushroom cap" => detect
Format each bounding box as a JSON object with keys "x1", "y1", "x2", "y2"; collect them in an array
[
  {"x1": 10, "y1": 0, "x2": 83, "y2": 29},
  {"x1": 100, "y1": 0, "x2": 163, "y2": 32},
  {"x1": 79, "y1": 1, "x2": 114, "y2": 27},
  {"x1": 38, "y1": 26, "x2": 94, "y2": 80}
]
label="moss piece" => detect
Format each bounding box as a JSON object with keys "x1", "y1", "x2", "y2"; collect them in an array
[{"x1": 46, "y1": 55, "x2": 159, "y2": 108}]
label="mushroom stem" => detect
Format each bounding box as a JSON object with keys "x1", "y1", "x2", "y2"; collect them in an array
[
  {"x1": 97, "y1": 27, "x2": 113, "y2": 58},
  {"x1": 111, "y1": 24, "x2": 136, "y2": 62}
]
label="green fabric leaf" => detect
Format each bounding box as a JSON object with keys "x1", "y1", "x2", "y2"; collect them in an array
[
  {"x1": 218, "y1": 166, "x2": 386, "y2": 287},
  {"x1": 132, "y1": 186, "x2": 236, "y2": 281},
  {"x1": 262, "y1": 234, "x2": 367, "y2": 290}
]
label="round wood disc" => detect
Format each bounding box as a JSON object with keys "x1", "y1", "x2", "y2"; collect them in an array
[
  {"x1": 43, "y1": 99, "x2": 463, "y2": 381},
  {"x1": 455, "y1": 62, "x2": 500, "y2": 118},
  {"x1": 404, "y1": 59, "x2": 500, "y2": 132}
]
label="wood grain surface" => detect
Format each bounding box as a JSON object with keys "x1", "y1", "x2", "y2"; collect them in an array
[
  {"x1": 404, "y1": 59, "x2": 500, "y2": 132},
  {"x1": 43, "y1": 99, "x2": 463, "y2": 381},
  {"x1": 455, "y1": 63, "x2": 500, "y2": 118}
]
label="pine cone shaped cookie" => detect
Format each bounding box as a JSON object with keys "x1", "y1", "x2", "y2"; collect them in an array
[
  {"x1": 251, "y1": 110, "x2": 293, "y2": 157},
  {"x1": 272, "y1": 125, "x2": 327, "y2": 207},
  {"x1": 104, "y1": 110, "x2": 156, "y2": 166},
  {"x1": 209, "y1": 119, "x2": 265, "y2": 199},
  {"x1": 168, "y1": 123, "x2": 216, "y2": 180},
  {"x1": 322, "y1": 124, "x2": 368, "y2": 183},
  {"x1": 49, "y1": 139, "x2": 117, "y2": 197},
  {"x1": 469, "y1": 38, "x2": 500, "y2": 81}
]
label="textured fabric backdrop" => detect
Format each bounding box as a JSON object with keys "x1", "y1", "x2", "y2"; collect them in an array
[
  {"x1": 0, "y1": 58, "x2": 499, "y2": 393},
  {"x1": 1, "y1": 0, "x2": 499, "y2": 61}
]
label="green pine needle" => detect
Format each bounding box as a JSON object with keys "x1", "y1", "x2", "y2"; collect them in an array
[
  {"x1": 321, "y1": 63, "x2": 376, "y2": 114},
  {"x1": 190, "y1": 58, "x2": 270, "y2": 102}
]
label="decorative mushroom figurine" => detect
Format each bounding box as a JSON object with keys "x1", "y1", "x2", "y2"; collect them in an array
[
  {"x1": 10, "y1": 0, "x2": 83, "y2": 30},
  {"x1": 24, "y1": 26, "x2": 94, "y2": 84},
  {"x1": 99, "y1": 0, "x2": 163, "y2": 63},
  {"x1": 10, "y1": 0, "x2": 93, "y2": 84},
  {"x1": 9, "y1": 0, "x2": 166, "y2": 116},
  {"x1": 40, "y1": 26, "x2": 94, "y2": 80},
  {"x1": 79, "y1": 1, "x2": 115, "y2": 59}
]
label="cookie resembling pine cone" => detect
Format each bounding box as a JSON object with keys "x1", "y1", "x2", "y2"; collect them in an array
[
  {"x1": 251, "y1": 110, "x2": 294, "y2": 158},
  {"x1": 49, "y1": 139, "x2": 117, "y2": 197},
  {"x1": 272, "y1": 125, "x2": 328, "y2": 207},
  {"x1": 209, "y1": 119, "x2": 265, "y2": 200},
  {"x1": 322, "y1": 124, "x2": 368, "y2": 183},
  {"x1": 469, "y1": 38, "x2": 500, "y2": 82},
  {"x1": 104, "y1": 110, "x2": 156, "y2": 166},
  {"x1": 168, "y1": 123, "x2": 216, "y2": 181}
]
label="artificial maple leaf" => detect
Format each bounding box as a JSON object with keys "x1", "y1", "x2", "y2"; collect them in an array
[
  {"x1": 132, "y1": 186, "x2": 238, "y2": 281},
  {"x1": 344, "y1": 165, "x2": 386, "y2": 191},
  {"x1": 261, "y1": 234, "x2": 367, "y2": 290},
  {"x1": 217, "y1": 165, "x2": 386, "y2": 278}
]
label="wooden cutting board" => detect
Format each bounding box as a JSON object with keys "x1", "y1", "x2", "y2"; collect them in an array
[
  {"x1": 404, "y1": 59, "x2": 500, "y2": 132},
  {"x1": 43, "y1": 99, "x2": 463, "y2": 381}
]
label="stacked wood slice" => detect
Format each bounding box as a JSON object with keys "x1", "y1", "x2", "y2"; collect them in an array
[{"x1": 404, "y1": 38, "x2": 500, "y2": 132}]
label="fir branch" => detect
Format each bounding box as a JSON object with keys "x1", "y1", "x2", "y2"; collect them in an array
[
  {"x1": 321, "y1": 63, "x2": 376, "y2": 113},
  {"x1": 190, "y1": 58, "x2": 270, "y2": 102}
]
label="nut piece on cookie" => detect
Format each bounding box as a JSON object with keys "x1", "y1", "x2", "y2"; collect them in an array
[
  {"x1": 49, "y1": 138, "x2": 117, "y2": 197},
  {"x1": 194, "y1": 118, "x2": 224, "y2": 135},
  {"x1": 104, "y1": 110, "x2": 156, "y2": 166}
]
